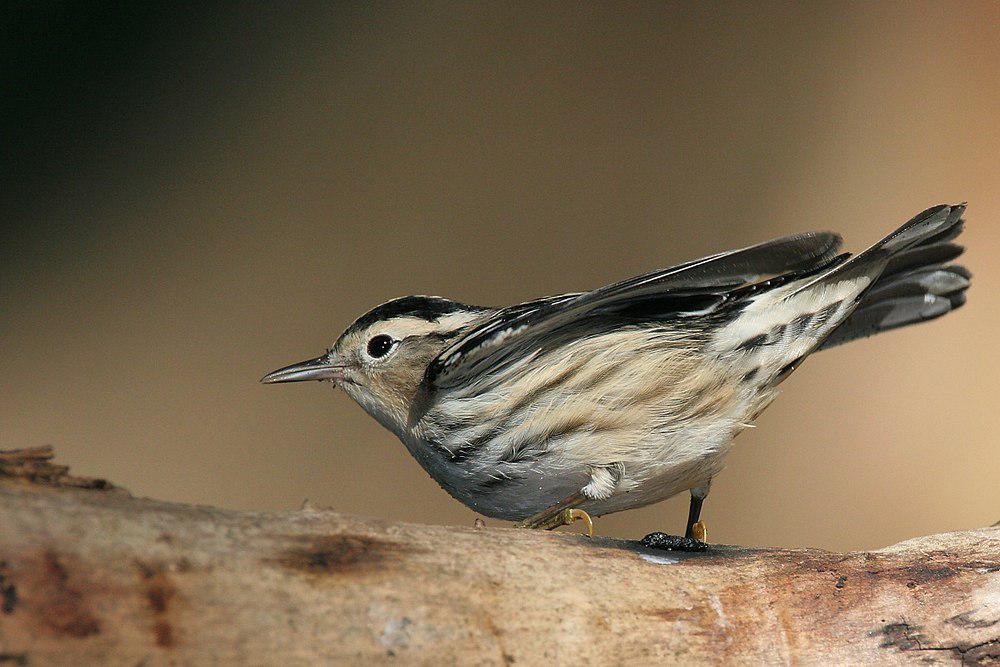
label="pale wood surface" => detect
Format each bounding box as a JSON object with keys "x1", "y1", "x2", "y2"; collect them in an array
[{"x1": 0, "y1": 447, "x2": 997, "y2": 665}]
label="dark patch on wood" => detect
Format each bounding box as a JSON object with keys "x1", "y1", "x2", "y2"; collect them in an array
[
  {"x1": 877, "y1": 621, "x2": 1000, "y2": 663},
  {"x1": 965, "y1": 639, "x2": 1000, "y2": 665},
  {"x1": 642, "y1": 603, "x2": 726, "y2": 638},
  {"x1": 623, "y1": 541, "x2": 995, "y2": 587},
  {"x1": 673, "y1": 543, "x2": 999, "y2": 663},
  {"x1": 152, "y1": 619, "x2": 173, "y2": 649},
  {"x1": 0, "y1": 446, "x2": 115, "y2": 490},
  {"x1": 614, "y1": 537, "x2": 759, "y2": 563},
  {"x1": 0, "y1": 561, "x2": 17, "y2": 614},
  {"x1": 835, "y1": 575, "x2": 847, "y2": 589},
  {"x1": 879, "y1": 622, "x2": 926, "y2": 651},
  {"x1": 646, "y1": 608, "x2": 689, "y2": 621},
  {"x1": 948, "y1": 611, "x2": 999, "y2": 629},
  {"x1": 135, "y1": 560, "x2": 177, "y2": 648},
  {"x1": 640, "y1": 532, "x2": 709, "y2": 552},
  {"x1": 0, "y1": 653, "x2": 28, "y2": 666},
  {"x1": 37, "y1": 551, "x2": 101, "y2": 638},
  {"x1": 892, "y1": 563, "x2": 959, "y2": 587},
  {"x1": 267, "y1": 534, "x2": 411, "y2": 575}
]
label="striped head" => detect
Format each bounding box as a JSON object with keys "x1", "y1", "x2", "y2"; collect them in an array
[{"x1": 262, "y1": 296, "x2": 489, "y2": 436}]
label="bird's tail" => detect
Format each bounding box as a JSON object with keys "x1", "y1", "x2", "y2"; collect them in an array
[
  {"x1": 708, "y1": 204, "x2": 970, "y2": 388},
  {"x1": 817, "y1": 204, "x2": 969, "y2": 349}
]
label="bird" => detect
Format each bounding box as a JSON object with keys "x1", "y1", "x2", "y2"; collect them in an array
[{"x1": 262, "y1": 204, "x2": 970, "y2": 547}]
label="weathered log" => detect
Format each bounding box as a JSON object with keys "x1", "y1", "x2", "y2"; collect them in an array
[{"x1": 0, "y1": 447, "x2": 997, "y2": 665}]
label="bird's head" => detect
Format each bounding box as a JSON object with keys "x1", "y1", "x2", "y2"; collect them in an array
[{"x1": 262, "y1": 296, "x2": 487, "y2": 435}]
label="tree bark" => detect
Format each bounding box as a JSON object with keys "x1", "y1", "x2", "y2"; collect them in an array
[{"x1": 0, "y1": 447, "x2": 997, "y2": 665}]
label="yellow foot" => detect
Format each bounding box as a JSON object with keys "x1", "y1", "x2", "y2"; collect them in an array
[
  {"x1": 561, "y1": 508, "x2": 594, "y2": 538},
  {"x1": 690, "y1": 521, "x2": 708, "y2": 542},
  {"x1": 515, "y1": 497, "x2": 595, "y2": 537}
]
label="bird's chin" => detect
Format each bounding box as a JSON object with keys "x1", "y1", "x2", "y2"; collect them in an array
[
  {"x1": 338, "y1": 382, "x2": 405, "y2": 436},
  {"x1": 334, "y1": 376, "x2": 362, "y2": 390},
  {"x1": 337, "y1": 379, "x2": 367, "y2": 405}
]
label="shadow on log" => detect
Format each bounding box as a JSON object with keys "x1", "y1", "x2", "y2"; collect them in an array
[{"x1": 0, "y1": 447, "x2": 998, "y2": 664}]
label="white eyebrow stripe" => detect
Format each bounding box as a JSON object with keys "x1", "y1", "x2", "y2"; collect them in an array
[{"x1": 372, "y1": 311, "x2": 487, "y2": 342}]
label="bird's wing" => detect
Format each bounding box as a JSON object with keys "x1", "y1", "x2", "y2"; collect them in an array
[{"x1": 425, "y1": 231, "x2": 843, "y2": 392}]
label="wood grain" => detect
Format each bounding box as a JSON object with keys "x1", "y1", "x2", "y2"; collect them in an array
[{"x1": 0, "y1": 447, "x2": 997, "y2": 665}]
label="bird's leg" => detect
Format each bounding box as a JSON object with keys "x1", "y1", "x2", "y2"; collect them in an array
[
  {"x1": 685, "y1": 484, "x2": 709, "y2": 542},
  {"x1": 516, "y1": 465, "x2": 624, "y2": 537},
  {"x1": 641, "y1": 482, "x2": 711, "y2": 552},
  {"x1": 515, "y1": 491, "x2": 594, "y2": 537}
]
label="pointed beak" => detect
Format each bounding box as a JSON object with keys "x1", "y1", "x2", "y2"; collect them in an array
[{"x1": 260, "y1": 354, "x2": 346, "y2": 384}]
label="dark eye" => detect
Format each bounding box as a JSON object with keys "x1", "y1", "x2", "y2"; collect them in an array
[{"x1": 366, "y1": 334, "x2": 395, "y2": 358}]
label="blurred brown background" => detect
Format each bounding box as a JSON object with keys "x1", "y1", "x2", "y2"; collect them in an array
[{"x1": 2, "y1": 2, "x2": 998, "y2": 551}]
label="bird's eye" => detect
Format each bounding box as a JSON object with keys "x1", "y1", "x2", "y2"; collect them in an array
[{"x1": 366, "y1": 334, "x2": 395, "y2": 359}]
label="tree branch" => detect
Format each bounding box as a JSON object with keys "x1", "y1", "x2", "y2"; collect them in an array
[{"x1": 0, "y1": 447, "x2": 997, "y2": 664}]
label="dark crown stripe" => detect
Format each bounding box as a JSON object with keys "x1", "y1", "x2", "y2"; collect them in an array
[{"x1": 346, "y1": 296, "x2": 485, "y2": 334}]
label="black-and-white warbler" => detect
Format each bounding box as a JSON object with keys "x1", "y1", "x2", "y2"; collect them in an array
[{"x1": 263, "y1": 204, "x2": 969, "y2": 544}]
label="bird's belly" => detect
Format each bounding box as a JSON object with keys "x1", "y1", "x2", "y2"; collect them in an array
[
  {"x1": 402, "y1": 419, "x2": 740, "y2": 521},
  {"x1": 400, "y1": 431, "x2": 592, "y2": 521},
  {"x1": 583, "y1": 449, "x2": 730, "y2": 517}
]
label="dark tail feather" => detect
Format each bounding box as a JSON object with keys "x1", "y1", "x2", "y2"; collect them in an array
[
  {"x1": 875, "y1": 203, "x2": 965, "y2": 255},
  {"x1": 819, "y1": 205, "x2": 970, "y2": 350}
]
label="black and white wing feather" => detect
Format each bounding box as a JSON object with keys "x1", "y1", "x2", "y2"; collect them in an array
[{"x1": 425, "y1": 230, "x2": 843, "y2": 392}]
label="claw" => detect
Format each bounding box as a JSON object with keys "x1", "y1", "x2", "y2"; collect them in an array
[
  {"x1": 516, "y1": 503, "x2": 595, "y2": 537},
  {"x1": 691, "y1": 521, "x2": 707, "y2": 542},
  {"x1": 561, "y1": 508, "x2": 594, "y2": 538}
]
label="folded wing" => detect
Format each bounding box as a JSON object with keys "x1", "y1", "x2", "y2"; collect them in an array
[{"x1": 424, "y1": 230, "x2": 844, "y2": 393}]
